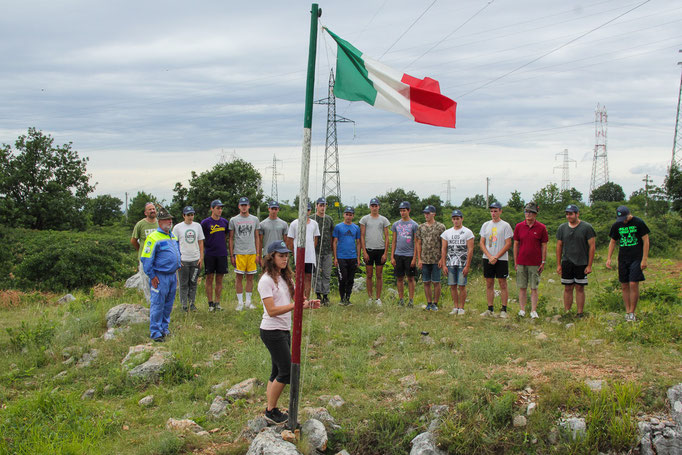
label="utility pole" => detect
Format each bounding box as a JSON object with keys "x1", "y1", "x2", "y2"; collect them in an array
[
  {"x1": 314, "y1": 69, "x2": 355, "y2": 215},
  {"x1": 125, "y1": 192, "x2": 129, "y2": 222},
  {"x1": 265, "y1": 154, "x2": 284, "y2": 202},
  {"x1": 642, "y1": 174, "x2": 653, "y2": 216},
  {"x1": 554, "y1": 149, "x2": 577, "y2": 192},
  {"x1": 590, "y1": 104, "x2": 610, "y2": 201},
  {"x1": 672, "y1": 50, "x2": 682, "y2": 169},
  {"x1": 485, "y1": 177, "x2": 490, "y2": 209}
]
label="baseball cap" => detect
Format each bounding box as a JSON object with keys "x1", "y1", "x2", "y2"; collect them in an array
[
  {"x1": 343, "y1": 206, "x2": 355, "y2": 214},
  {"x1": 369, "y1": 197, "x2": 380, "y2": 206},
  {"x1": 565, "y1": 204, "x2": 579, "y2": 213},
  {"x1": 268, "y1": 201, "x2": 280, "y2": 208},
  {"x1": 451, "y1": 209, "x2": 463, "y2": 218},
  {"x1": 267, "y1": 240, "x2": 291, "y2": 254},
  {"x1": 399, "y1": 201, "x2": 411, "y2": 210},
  {"x1": 238, "y1": 197, "x2": 249, "y2": 205},
  {"x1": 616, "y1": 205, "x2": 630, "y2": 222},
  {"x1": 182, "y1": 206, "x2": 195, "y2": 215},
  {"x1": 524, "y1": 201, "x2": 539, "y2": 213},
  {"x1": 489, "y1": 201, "x2": 502, "y2": 209},
  {"x1": 316, "y1": 197, "x2": 327, "y2": 205},
  {"x1": 210, "y1": 199, "x2": 224, "y2": 208},
  {"x1": 307, "y1": 202, "x2": 313, "y2": 210},
  {"x1": 422, "y1": 205, "x2": 436, "y2": 214}
]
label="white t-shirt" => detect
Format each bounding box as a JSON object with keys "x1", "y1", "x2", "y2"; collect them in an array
[
  {"x1": 441, "y1": 226, "x2": 474, "y2": 267},
  {"x1": 479, "y1": 219, "x2": 513, "y2": 260},
  {"x1": 287, "y1": 218, "x2": 320, "y2": 264},
  {"x1": 172, "y1": 221, "x2": 205, "y2": 262},
  {"x1": 258, "y1": 273, "x2": 292, "y2": 331}
]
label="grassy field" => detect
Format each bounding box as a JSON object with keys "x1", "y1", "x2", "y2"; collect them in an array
[{"x1": 0, "y1": 249, "x2": 680, "y2": 455}]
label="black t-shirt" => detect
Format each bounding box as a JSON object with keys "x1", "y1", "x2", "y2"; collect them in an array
[{"x1": 609, "y1": 216, "x2": 650, "y2": 262}]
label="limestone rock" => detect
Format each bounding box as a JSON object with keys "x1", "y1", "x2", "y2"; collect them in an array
[
  {"x1": 211, "y1": 380, "x2": 230, "y2": 395},
  {"x1": 53, "y1": 371, "x2": 68, "y2": 380},
  {"x1": 57, "y1": 294, "x2": 76, "y2": 304},
  {"x1": 106, "y1": 303, "x2": 149, "y2": 328},
  {"x1": 585, "y1": 379, "x2": 604, "y2": 392},
  {"x1": 513, "y1": 415, "x2": 527, "y2": 427},
  {"x1": 410, "y1": 431, "x2": 447, "y2": 455},
  {"x1": 246, "y1": 427, "x2": 301, "y2": 455},
  {"x1": 125, "y1": 273, "x2": 144, "y2": 290},
  {"x1": 121, "y1": 344, "x2": 173, "y2": 381},
  {"x1": 239, "y1": 416, "x2": 270, "y2": 441},
  {"x1": 302, "y1": 418, "x2": 327, "y2": 452},
  {"x1": 526, "y1": 402, "x2": 537, "y2": 416},
  {"x1": 281, "y1": 429, "x2": 297, "y2": 443},
  {"x1": 138, "y1": 395, "x2": 154, "y2": 407},
  {"x1": 208, "y1": 396, "x2": 228, "y2": 419},
  {"x1": 77, "y1": 349, "x2": 99, "y2": 368},
  {"x1": 386, "y1": 288, "x2": 399, "y2": 298},
  {"x1": 301, "y1": 407, "x2": 341, "y2": 431},
  {"x1": 559, "y1": 417, "x2": 586, "y2": 440},
  {"x1": 352, "y1": 280, "x2": 366, "y2": 291},
  {"x1": 667, "y1": 383, "x2": 682, "y2": 427},
  {"x1": 166, "y1": 418, "x2": 208, "y2": 437},
  {"x1": 319, "y1": 395, "x2": 345, "y2": 408},
  {"x1": 565, "y1": 323, "x2": 575, "y2": 329},
  {"x1": 226, "y1": 378, "x2": 259, "y2": 400},
  {"x1": 81, "y1": 388, "x2": 95, "y2": 400}
]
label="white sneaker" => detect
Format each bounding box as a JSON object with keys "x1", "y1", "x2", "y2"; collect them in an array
[
  {"x1": 480, "y1": 310, "x2": 493, "y2": 317},
  {"x1": 530, "y1": 311, "x2": 539, "y2": 319},
  {"x1": 375, "y1": 298, "x2": 383, "y2": 307},
  {"x1": 450, "y1": 308, "x2": 459, "y2": 315},
  {"x1": 367, "y1": 298, "x2": 374, "y2": 305},
  {"x1": 458, "y1": 308, "x2": 466, "y2": 315},
  {"x1": 236, "y1": 302, "x2": 244, "y2": 312},
  {"x1": 631, "y1": 313, "x2": 637, "y2": 322},
  {"x1": 246, "y1": 302, "x2": 256, "y2": 310},
  {"x1": 518, "y1": 310, "x2": 526, "y2": 317},
  {"x1": 499, "y1": 310, "x2": 508, "y2": 319},
  {"x1": 625, "y1": 313, "x2": 631, "y2": 321}
]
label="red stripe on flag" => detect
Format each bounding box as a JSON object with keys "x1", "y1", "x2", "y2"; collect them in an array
[{"x1": 401, "y1": 74, "x2": 457, "y2": 128}]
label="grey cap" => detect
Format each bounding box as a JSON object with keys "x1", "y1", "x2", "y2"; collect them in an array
[
  {"x1": 451, "y1": 209, "x2": 463, "y2": 218},
  {"x1": 489, "y1": 201, "x2": 502, "y2": 209},
  {"x1": 399, "y1": 201, "x2": 411, "y2": 210},
  {"x1": 524, "y1": 201, "x2": 539, "y2": 213},
  {"x1": 268, "y1": 200, "x2": 280, "y2": 208},
  {"x1": 616, "y1": 205, "x2": 630, "y2": 222},
  {"x1": 369, "y1": 197, "x2": 380, "y2": 206},
  {"x1": 565, "y1": 204, "x2": 579, "y2": 213},
  {"x1": 267, "y1": 240, "x2": 291, "y2": 254},
  {"x1": 343, "y1": 206, "x2": 355, "y2": 214},
  {"x1": 316, "y1": 197, "x2": 327, "y2": 205},
  {"x1": 238, "y1": 197, "x2": 250, "y2": 205},
  {"x1": 422, "y1": 205, "x2": 436, "y2": 213},
  {"x1": 210, "y1": 199, "x2": 224, "y2": 208},
  {"x1": 182, "y1": 206, "x2": 195, "y2": 215}
]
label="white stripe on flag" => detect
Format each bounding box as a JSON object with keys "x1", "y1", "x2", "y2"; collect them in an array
[{"x1": 363, "y1": 54, "x2": 414, "y2": 121}]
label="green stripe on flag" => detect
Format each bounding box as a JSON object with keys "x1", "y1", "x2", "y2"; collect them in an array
[{"x1": 326, "y1": 29, "x2": 378, "y2": 105}]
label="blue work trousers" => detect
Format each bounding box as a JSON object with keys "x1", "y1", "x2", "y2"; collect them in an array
[{"x1": 149, "y1": 272, "x2": 177, "y2": 339}]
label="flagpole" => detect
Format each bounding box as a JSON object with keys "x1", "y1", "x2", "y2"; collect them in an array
[{"x1": 289, "y1": 2, "x2": 320, "y2": 431}]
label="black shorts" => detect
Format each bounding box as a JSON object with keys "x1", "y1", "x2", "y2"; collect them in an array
[
  {"x1": 304, "y1": 263, "x2": 314, "y2": 274},
  {"x1": 561, "y1": 260, "x2": 588, "y2": 286},
  {"x1": 618, "y1": 258, "x2": 645, "y2": 283},
  {"x1": 483, "y1": 259, "x2": 508, "y2": 279},
  {"x1": 260, "y1": 329, "x2": 291, "y2": 384},
  {"x1": 204, "y1": 255, "x2": 228, "y2": 275},
  {"x1": 366, "y1": 249, "x2": 386, "y2": 266},
  {"x1": 394, "y1": 255, "x2": 416, "y2": 278}
]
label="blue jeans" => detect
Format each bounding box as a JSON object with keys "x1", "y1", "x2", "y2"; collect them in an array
[
  {"x1": 421, "y1": 264, "x2": 441, "y2": 282},
  {"x1": 447, "y1": 266, "x2": 468, "y2": 286}
]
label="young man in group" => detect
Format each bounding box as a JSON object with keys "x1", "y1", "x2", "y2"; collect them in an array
[
  {"x1": 259, "y1": 201, "x2": 288, "y2": 255},
  {"x1": 333, "y1": 207, "x2": 361, "y2": 306},
  {"x1": 440, "y1": 209, "x2": 474, "y2": 315},
  {"x1": 201, "y1": 199, "x2": 229, "y2": 311},
  {"x1": 606, "y1": 205, "x2": 650, "y2": 322},
  {"x1": 556, "y1": 204, "x2": 596, "y2": 318},
  {"x1": 391, "y1": 201, "x2": 419, "y2": 307},
  {"x1": 172, "y1": 206, "x2": 205, "y2": 312},
  {"x1": 513, "y1": 202, "x2": 548, "y2": 319},
  {"x1": 131, "y1": 202, "x2": 158, "y2": 303},
  {"x1": 229, "y1": 197, "x2": 262, "y2": 311},
  {"x1": 313, "y1": 197, "x2": 335, "y2": 306},
  {"x1": 286, "y1": 202, "x2": 320, "y2": 299},
  {"x1": 415, "y1": 205, "x2": 446, "y2": 311},
  {"x1": 360, "y1": 198, "x2": 390, "y2": 306},
  {"x1": 479, "y1": 201, "x2": 513, "y2": 318}
]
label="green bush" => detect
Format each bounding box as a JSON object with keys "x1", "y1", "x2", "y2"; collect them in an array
[
  {"x1": 344, "y1": 408, "x2": 420, "y2": 455},
  {"x1": 6, "y1": 319, "x2": 56, "y2": 350}
]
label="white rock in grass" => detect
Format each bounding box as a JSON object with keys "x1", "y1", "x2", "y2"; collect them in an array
[
  {"x1": 211, "y1": 380, "x2": 230, "y2": 395},
  {"x1": 559, "y1": 417, "x2": 586, "y2": 440},
  {"x1": 138, "y1": 395, "x2": 154, "y2": 407},
  {"x1": 57, "y1": 294, "x2": 76, "y2": 304},
  {"x1": 208, "y1": 396, "x2": 228, "y2": 419},
  {"x1": 226, "y1": 378, "x2": 259, "y2": 400},
  {"x1": 245, "y1": 427, "x2": 301, "y2": 455},
  {"x1": 76, "y1": 349, "x2": 99, "y2": 368},
  {"x1": 106, "y1": 303, "x2": 149, "y2": 328},
  {"x1": 302, "y1": 419, "x2": 327, "y2": 452},
  {"x1": 585, "y1": 379, "x2": 604, "y2": 392},
  {"x1": 166, "y1": 418, "x2": 209, "y2": 437},
  {"x1": 410, "y1": 431, "x2": 447, "y2": 455},
  {"x1": 527, "y1": 402, "x2": 537, "y2": 415},
  {"x1": 513, "y1": 415, "x2": 527, "y2": 427},
  {"x1": 319, "y1": 395, "x2": 345, "y2": 408},
  {"x1": 81, "y1": 388, "x2": 95, "y2": 400}
]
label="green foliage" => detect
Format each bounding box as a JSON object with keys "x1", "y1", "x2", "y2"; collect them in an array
[
  {"x1": 6, "y1": 319, "x2": 56, "y2": 350},
  {"x1": 127, "y1": 191, "x2": 158, "y2": 228},
  {"x1": 590, "y1": 181, "x2": 625, "y2": 203},
  {"x1": 1, "y1": 226, "x2": 137, "y2": 291},
  {"x1": 0, "y1": 128, "x2": 95, "y2": 230},
  {"x1": 88, "y1": 194, "x2": 124, "y2": 226},
  {"x1": 583, "y1": 383, "x2": 641, "y2": 452},
  {"x1": 533, "y1": 183, "x2": 562, "y2": 210},
  {"x1": 507, "y1": 191, "x2": 525, "y2": 210},
  {"x1": 345, "y1": 407, "x2": 420, "y2": 455},
  {"x1": 376, "y1": 188, "x2": 422, "y2": 219},
  {"x1": 462, "y1": 193, "x2": 497, "y2": 209},
  {"x1": 665, "y1": 162, "x2": 682, "y2": 212},
  {"x1": 629, "y1": 185, "x2": 669, "y2": 217}
]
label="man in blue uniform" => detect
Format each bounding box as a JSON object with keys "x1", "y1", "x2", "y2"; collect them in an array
[{"x1": 141, "y1": 204, "x2": 182, "y2": 342}]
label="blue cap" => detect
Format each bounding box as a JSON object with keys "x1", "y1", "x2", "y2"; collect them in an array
[
  {"x1": 422, "y1": 205, "x2": 436, "y2": 214},
  {"x1": 343, "y1": 206, "x2": 355, "y2": 214},
  {"x1": 307, "y1": 202, "x2": 313, "y2": 210},
  {"x1": 616, "y1": 205, "x2": 630, "y2": 222},
  {"x1": 399, "y1": 201, "x2": 411, "y2": 210},
  {"x1": 238, "y1": 197, "x2": 249, "y2": 205},
  {"x1": 268, "y1": 200, "x2": 280, "y2": 208},
  {"x1": 267, "y1": 240, "x2": 291, "y2": 254},
  {"x1": 565, "y1": 204, "x2": 579, "y2": 213},
  {"x1": 182, "y1": 206, "x2": 195, "y2": 215},
  {"x1": 489, "y1": 201, "x2": 502, "y2": 209},
  {"x1": 211, "y1": 199, "x2": 224, "y2": 208},
  {"x1": 316, "y1": 197, "x2": 327, "y2": 205},
  {"x1": 451, "y1": 209, "x2": 463, "y2": 217},
  {"x1": 369, "y1": 198, "x2": 380, "y2": 206}
]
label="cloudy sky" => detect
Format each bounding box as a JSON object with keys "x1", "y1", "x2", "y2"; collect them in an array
[{"x1": 2, "y1": 0, "x2": 681, "y2": 209}]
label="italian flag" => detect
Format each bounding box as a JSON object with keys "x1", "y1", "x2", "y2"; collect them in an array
[{"x1": 325, "y1": 28, "x2": 457, "y2": 129}]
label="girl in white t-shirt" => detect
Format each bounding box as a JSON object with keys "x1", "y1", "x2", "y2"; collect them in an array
[{"x1": 258, "y1": 240, "x2": 320, "y2": 424}]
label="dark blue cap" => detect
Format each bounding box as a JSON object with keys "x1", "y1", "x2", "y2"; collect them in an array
[
  {"x1": 451, "y1": 209, "x2": 463, "y2": 217},
  {"x1": 267, "y1": 240, "x2": 291, "y2": 254},
  {"x1": 307, "y1": 202, "x2": 313, "y2": 210},
  {"x1": 399, "y1": 201, "x2": 411, "y2": 210},
  {"x1": 268, "y1": 200, "x2": 280, "y2": 208},
  {"x1": 211, "y1": 199, "x2": 224, "y2": 208},
  {"x1": 238, "y1": 197, "x2": 249, "y2": 205},
  {"x1": 182, "y1": 206, "x2": 195, "y2": 215},
  {"x1": 565, "y1": 204, "x2": 579, "y2": 213},
  {"x1": 369, "y1": 198, "x2": 380, "y2": 206},
  {"x1": 343, "y1": 206, "x2": 355, "y2": 214},
  {"x1": 489, "y1": 201, "x2": 502, "y2": 209},
  {"x1": 422, "y1": 205, "x2": 436, "y2": 213},
  {"x1": 316, "y1": 197, "x2": 327, "y2": 205},
  {"x1": 616, "y1": 205, "x2": 630, "y2": 222}
]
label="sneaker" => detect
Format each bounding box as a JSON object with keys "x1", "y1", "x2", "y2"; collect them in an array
[
  {"x1": 367, "y1": 298, "x2": 374, "y2": 305},
  {"x1": 375, "y1": 298, "x2": 383, "y2": 307},
  {"x1": 449, "y1": 308, "x2": 459, "y2": 315},
  {"x1": 408, "y1": 299, "x2": 414, "y2": 308},
  {"x1": 181, "y1": 305, "x2": 188, "y2": 312},
  {"x1": 152, "y1": 336, "x2": 165, "y2": 343},
  {"x1": 625, "y1": 313, "x2": 632, "y2": 321},
  {"x1": 499, "y1": 310, "x2": 508, "y2": 319},
  {"x1": 576, "y1": 312, "x2": 584, "y2": 318},
  {"x1": 458, "y1": 308, "x2": 466, "y2": 315},
  {"x1": 264, "y1": 407, "x2": 289, "y2": 425},
  {"x1": 214, "y1": 303, "x2": 223, "y2": 311},
  {"x1": 424, "y1": 303, "x2": 432, "y2": 311},
  {"x1": 323, "y1": 295, "x2": 330, "y2": 306},
  {"x1": 530, "y1": 311, "x2": 539, "y2": 319},
  {"x1": 518, "y1": 310, "x2": 526, "y2": 317},
  {"x1": 208, "y1": 302, "x2": 215, "y2": 312},
  {"x1": 432, "y1": 304, "x2": 439, "y2": 312},
  {"x1": 341, "y1": 299, "x2": 352, "y2": 307},
  {"x1": 480, "y1": 310, "x2": 494, "y2": 317},
  {"x1": 631, "y1": 313, "x2": 637, "y2": 322},
  {"x1": 236, "y1": 302, "x2": 244, "y2": 312},
  {"x1": 189, "y1": 304, "x2": 198, "y2": 312},
  {"x1": 398, "y1": 298, "x2": 405, "y2": 307},
  {"x1": 246, "y1": 302, "x2": 256, "y2": 310}
]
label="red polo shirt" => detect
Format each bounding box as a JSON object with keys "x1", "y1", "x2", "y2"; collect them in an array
[{"x1": 513, "y1": 220, "x2": 548, "y2": 266}]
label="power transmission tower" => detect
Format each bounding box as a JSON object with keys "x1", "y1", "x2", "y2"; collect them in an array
[
  {"x1": 590, "y1": 104, "x2": 609, "y2": 200},
  {"x1": 441, "y1": 180, "x2": 453, "y2": 206},
  {"x1": 554, "y1": 149, "x2": 577, "y2": 192},
  {"x1": 672, "y1": 50, "x2": 682, "y2": 168},
  {"x1": 314, "y1": 69, "x2": 355, "y2": 212},
  {"x1": 265, "y1": 154, "x2": 284, "y2": 202}
]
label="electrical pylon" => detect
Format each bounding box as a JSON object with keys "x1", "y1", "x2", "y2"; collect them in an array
[
  {"x1": 554, "y1": 149, "x2": 576, "y2": 192},
  {"x1": 672, "y1": 50, "x2": 682, "y2": 168},
  {"x1": 590, "y1": 104, "x2": 609, "y2": 200},
  {"x1": 314, "y1": 69, "x2": 354, "y2": 209},
  {"x1": 266, "y1": 154, "x2": 283, "y2": 202}
]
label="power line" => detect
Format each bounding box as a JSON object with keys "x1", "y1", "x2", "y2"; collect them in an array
[{"x1": 379, "y1": 0, "x2": 438, "y2": 59}]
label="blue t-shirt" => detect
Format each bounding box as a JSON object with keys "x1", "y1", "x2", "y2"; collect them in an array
[
  {"x1": 201, "y1": 216, "x2": 229, "y2": 257},
  {"x1": 392, "y1": 219, "x2": 419, "y2": 257},
  {"x1": 333, "y1": 222, "x2": 361, "y2": 259}
]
